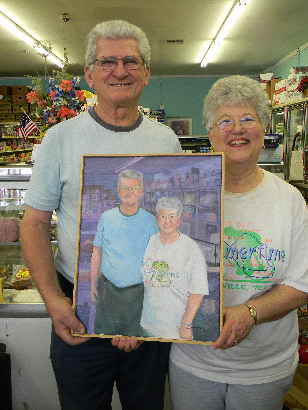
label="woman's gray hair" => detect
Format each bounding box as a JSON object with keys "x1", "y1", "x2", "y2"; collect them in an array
[
  {"x1": 155, "y1": 197, "x2": 182, "y2": 218},
  {"x1": 203, "y1": 75, "x2": 270, "y2": 130},
  {"x1": 85, "y1": 19, "x2": 150, "y2": 70},
  {"x1": 118, "y1": 169, "x2": 143, "y2": 187}
]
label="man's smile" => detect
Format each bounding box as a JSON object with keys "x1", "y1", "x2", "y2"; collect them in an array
[{"x1": 110, "y1": 83, "x2": 133, "y2": 87}]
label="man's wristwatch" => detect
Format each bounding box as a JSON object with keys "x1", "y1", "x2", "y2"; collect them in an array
[{"x1": 244, "y1": 302, "x2": 257, "y2": 324}]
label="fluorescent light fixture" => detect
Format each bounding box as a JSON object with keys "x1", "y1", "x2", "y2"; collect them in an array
[
  {"x1": 0, "y1": 10, "x2": 64, "y2": 68},
  {"x1": 201, "y1": 0, "x2": 250, "y2": 68}
]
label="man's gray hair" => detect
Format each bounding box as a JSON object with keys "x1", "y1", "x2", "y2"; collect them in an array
[
  {"x1": 203, "y1": 75, "x2": 270, "y2": 131},
  {"x1": 85, "y1": 19, "x2": 150, "y2": 70},
  {"x1": 118, "y1": 169, "x2": 143, "y2": 187},
  {"x1": 155, "y1": 197, "x2": 182, "y2": 218}
]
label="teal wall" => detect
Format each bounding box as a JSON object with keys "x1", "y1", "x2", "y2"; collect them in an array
[
  {"x1": 271, "y1": 47, "x2": 308, "y2": 79},
  {"x1": 139, "y1": 76, "x2": 220, "y2": 135},
  {"x1": 1, "y1": 42, "x2": 307, "y2": 134},
  {"x1": 0, "y1": 75, "x2": 222, "y2": 135},
  {"x1": 3, "y1": 46, "x2": 308, "y2": 135}
]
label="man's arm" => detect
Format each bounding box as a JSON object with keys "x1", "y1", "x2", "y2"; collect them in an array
[
  {"x1": 20, "y1": 205, "x2": 89, "y2": 345},
  {"x1": 179, "y1": 294, "x2": 203, "y2": 340},
  {"x1": 90, "y1": 246, "x2": 102, "y2": 305},
  {"x1": 213, "y1": 284, "x2": 308, "y2": 350}
]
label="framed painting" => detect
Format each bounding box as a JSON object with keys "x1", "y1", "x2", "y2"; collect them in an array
[
  {"x1": 167, "y1": 118, "x2": 192, "y2": 136},
  {"x1": 73, "y1": 154, "x2": 224, "y2": 345}
]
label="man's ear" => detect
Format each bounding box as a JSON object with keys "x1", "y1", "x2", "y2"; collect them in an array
[
  {"x1": 144, "y1": 66, "x2": 150, "y2": 87},
  {"x1": 84, "y1": 65, "x2": 94, "y2": 89}
]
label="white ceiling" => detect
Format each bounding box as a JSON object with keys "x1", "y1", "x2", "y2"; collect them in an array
[{"x1": 0, "y1": 0, "x2": 307, "y2": 78}]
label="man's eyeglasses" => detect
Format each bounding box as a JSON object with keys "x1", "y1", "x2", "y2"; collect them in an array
[
  {"x1": 91, "y1": 56, "x2": 144, "y2": 71},
  {"x1": 120, "y1": 186, "x2": 141, "y2": 192},
  {"x1": 214, "y1": 116, "x2": 260, "y2": 132}
]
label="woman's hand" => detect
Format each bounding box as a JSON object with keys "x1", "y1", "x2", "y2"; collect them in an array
[
  {"x1": 213, "y1": 304, "x2": 255, "y2": 350},
  {"x1": 179, "y1": 323, "x2": 193, "y2": 340}
]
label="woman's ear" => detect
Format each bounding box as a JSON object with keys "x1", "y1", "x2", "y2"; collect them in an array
[{"x1": 208, "y1": 129, "x2": 213, "y2": 144}]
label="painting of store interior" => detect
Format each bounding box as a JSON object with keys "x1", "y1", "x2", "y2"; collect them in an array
[{"x1": 74, "y1": 154, "x2": 223, "y2": 344}]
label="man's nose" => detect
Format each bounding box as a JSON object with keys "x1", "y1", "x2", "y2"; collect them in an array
[{"x1": 112, "y1": 60, "x2": 128, "y2": 76}]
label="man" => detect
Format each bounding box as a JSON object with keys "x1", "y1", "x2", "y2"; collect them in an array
[
  {"x1": 20, "y1": 20, "x2": 181, "y2": 410},
  {"x1": 90, "y1": 169, "x2": 158, "y2": 336}
]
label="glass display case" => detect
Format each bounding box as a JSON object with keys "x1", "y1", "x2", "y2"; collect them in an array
[
  {"x1": 269, "y1": 101, "x2": 308, "y2": 197},
  {"x1": 271, "y1": 109, "x2": 285, "y2": 140},
  {"x1": 285, "y1": 104, "x2": 306, "y2": 181},
  {"x1": 0, "y1": 165, "x2": 56, "y2": 314}
]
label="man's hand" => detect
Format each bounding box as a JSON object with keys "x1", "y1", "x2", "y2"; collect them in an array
[
  {"x1": 213, "y1": 305, "x2": 255, "y2": 350},
  {"x1": 111, "y1": 336, "x2": 143, "y2": 352},
  {"x1": 47, "y1": 295, "x2": 91, "y2": 346}
]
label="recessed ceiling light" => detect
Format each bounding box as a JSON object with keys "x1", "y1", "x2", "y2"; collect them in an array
[{"x1": 166, "y1": 40, "x2": 184, "y2": 44}]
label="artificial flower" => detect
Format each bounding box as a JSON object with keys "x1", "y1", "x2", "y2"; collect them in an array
[
  {"x1": 296, "y1": 77, "x2": 308, "y2": 92},
  {"x1": 27, "y1": 71, "x2": 87, "y2": 136}
]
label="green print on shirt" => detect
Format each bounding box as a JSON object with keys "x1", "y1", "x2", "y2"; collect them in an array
[
  {"x1": 224, "y1": 226, "x2": 285, "y2": 283},
  {"x1": 143, "y1": 261, "x2": 171, "y2": 287}
]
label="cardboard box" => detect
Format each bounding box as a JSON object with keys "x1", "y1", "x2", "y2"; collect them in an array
[
  {"x1": 0, "y1": 105, "x2": 12, "y2": 113},
  {"x1": 12, "y1": 104, "x2": 28, "y2": 113},
  {"x1": 0, "y1": 113, "x2": 15, "y2": 122},
  {"x1": 265, "y1": 79, "x2": 280, "y2": 104},
  {"x1": 12, "y1": 86, "x2": 28, "y2": 94},
  {"x1": 284, "y1": 364, "x2": 308, "y2": 410},
  {"x1": 290, "y1": 66, "x2": 308, "y2": 75},
  {"x1": 0, "y1": 86, "x2": 12, "y2": 95},
  {"x1": 0, "y1": 95, "x2": 12, "y2": 105},
  {"x1": 12, "y1": 94, "x2": 28, "y2": 104},
  {"x1": 260, "y1": 73, "x2": 273, "y2": 82},
  {"x1": 14, "y1": 113, "x2": 23, "y2": 122}
]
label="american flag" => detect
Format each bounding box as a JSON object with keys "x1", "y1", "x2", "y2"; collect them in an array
[{"x1": 18, "y1": 113, "x2": 38, "y2": 141}]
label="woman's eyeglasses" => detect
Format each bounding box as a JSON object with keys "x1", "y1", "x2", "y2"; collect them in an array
[{"x1": 214, "y1": 116, "x2": 260, "y2": 132}]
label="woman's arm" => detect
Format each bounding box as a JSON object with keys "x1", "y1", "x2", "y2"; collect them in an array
[
  {"x1": 179, "y1": 294, "x2": 204, "y2": 340},
  {"x1": 90, "y1": 246, "x2": 102, "y2": 305},
  {"x1": 213, "y1": 284, "x2": 308, "y2": 350}
]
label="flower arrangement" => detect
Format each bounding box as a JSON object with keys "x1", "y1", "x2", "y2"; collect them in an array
[
  {"x1": 27, "y1": 71, "x2": 87, "y2": 135},
  {"x1": 296, "y1": 77, "x2": 308, "y2": 93}
]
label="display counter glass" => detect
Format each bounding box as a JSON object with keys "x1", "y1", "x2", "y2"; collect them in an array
[{"x1": 0, "y1": 165, "x2": 56, "y2": 316}]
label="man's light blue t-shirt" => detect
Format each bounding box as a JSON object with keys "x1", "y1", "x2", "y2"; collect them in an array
[{"x1": 93, "y1": 207, "x2": 159, "y2": 287}]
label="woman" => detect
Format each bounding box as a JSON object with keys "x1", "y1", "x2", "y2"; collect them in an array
[
  {"x1": 141, "y1": 196, "x2": 208, "y2": 340},
  {"x1": 169, "y1": 75, "x2": 308, "y2": 410}
]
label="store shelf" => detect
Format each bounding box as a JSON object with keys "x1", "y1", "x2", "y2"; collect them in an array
[
  {"x1": 0, "y1": 121, "x2": 40, "y2": 164},
  {"x1": 0, "y1": 148, "x2": 32, "y2": 155},
  {"x1": 271, "y1": 96, "x2": 308, "y2": 111}
]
